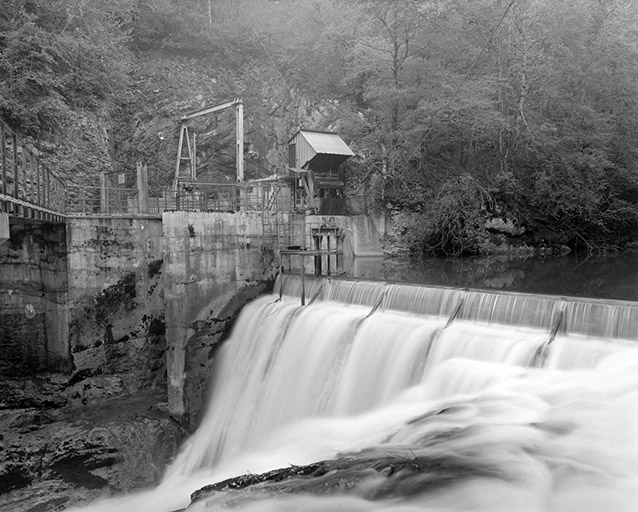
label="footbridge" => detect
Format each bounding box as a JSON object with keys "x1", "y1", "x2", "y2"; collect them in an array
[
  {"x1": 0, "y1": 117, "x2": 164, "y2": 239},
  {"x1": 0, "y1": 120, "x2": 66, "y2": 229}
]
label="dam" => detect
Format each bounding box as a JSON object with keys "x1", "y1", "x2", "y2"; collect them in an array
[
  {"x1": 70, "y1": 274, "x2": 638, "y2": 512},
  {"x1": 3, "y1": 117, "x2": 638, "y2": 511}
]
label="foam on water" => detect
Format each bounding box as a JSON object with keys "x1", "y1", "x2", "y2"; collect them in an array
[{"x1": 70, "y1": 279, "x2": 638, "y2": 512}]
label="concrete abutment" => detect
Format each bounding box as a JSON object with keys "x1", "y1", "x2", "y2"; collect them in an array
[
  {"x1": 0, "y1": 212, "x2": 384, "y2": 427},
  {"x1": 0, "y1": 219, "x2": 69, "y2": 375}
]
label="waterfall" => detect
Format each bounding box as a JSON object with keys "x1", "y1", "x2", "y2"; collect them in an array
[{"x1": 73, "y1": 276, "x2": 638, "y2": 512}]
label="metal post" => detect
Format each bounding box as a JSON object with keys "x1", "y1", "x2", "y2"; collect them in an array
[
  {"x1": 136, "y1": 161, "x2": 148, "y2": 214},
  {"x1": 99, "y1": 172, "x2": 108, "y2": 213},
  {"x1": 43, "y1": 167, "x2": 48, "y2": 211},
  {"x1": 300, "y1": 254, "x2": 305, "y2": 306},
  {"x1": 36, "y1": 160, "x2": 41, "y2": 207},
  {"x1": 192, "y1": 132, "x2": 197, "y2": 180},
  {"x1": 12, "y1": 133, "x2": 19, "y2": 215},
  {"x1": 236, "y1": 100, "x2": 244, "y2": 183},
  {"x1": 1, "y1": 123, "x2": 5, "y2": 196},
  {"x1": 27, "y1": 150, "x2": 34, "y2": 215},
  {"x1": 314, "y1": 232, "x2": 321, "y2": 275},
  {"x1": 12, "y1": 132, "x2": 18, "y2": 199},
  {"x1": 174, "y1": 123, "x2": 186, "y2": 191},
  {"x1": 327, "y1": 233, "x2": 331, "y2": 275},
  {"x1": 62, "y1": 180, "x2": 67, "y2": 216}
]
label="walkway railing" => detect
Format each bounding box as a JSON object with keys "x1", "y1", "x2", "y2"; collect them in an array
[
  {"x1": 169, "y1": 182, "x2": 291, "y2": 213},
  {"x1": 0, "y1": 119, "x2": 302, "y2": 221},
  {"x1": 66, "y1": 185, "x2": 140, "y2": 215},
  {"x1": 64, "y1": 181, "x2": 293, "y2": 216},
  {"x1": 0, "y1": 119, "x2": 66, "y2": 221}
]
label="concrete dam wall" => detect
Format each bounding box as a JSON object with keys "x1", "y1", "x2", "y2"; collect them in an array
[
  {"x1": 0, "y1": 220, "x2": 68, "y2": 375},
  {"x1": 0, "y1": 212, "x2": 384, "y2": 427}
]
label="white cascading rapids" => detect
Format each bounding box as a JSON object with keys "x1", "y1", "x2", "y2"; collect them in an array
[{"x1": 73, "y1": 276, "x2": 638, "y2": 512}]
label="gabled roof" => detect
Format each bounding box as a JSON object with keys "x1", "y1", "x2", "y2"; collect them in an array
[{"x1": 289, "y1": 130, "x2": 354, "y2": 157}]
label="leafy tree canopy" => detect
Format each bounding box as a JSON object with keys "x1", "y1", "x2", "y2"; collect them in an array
[{"x1": 2, "y1": 0, "x2": 638, "y2": 253}]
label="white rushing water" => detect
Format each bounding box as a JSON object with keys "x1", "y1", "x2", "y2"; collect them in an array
[{"x1": 72, "y1": 279, "x2": 638, "y2": 512}]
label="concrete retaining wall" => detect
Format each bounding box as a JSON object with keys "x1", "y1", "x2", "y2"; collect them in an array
[
  {"x1": 0, "y1": 220, "x2": 68, "y2": 375},
  {"x1": 66, "y1": 216, "x2": 167, "y2": 391},
  {"x1": 162, "y1": 211, "x2": 277, "y2": 428},
  {"x1": 0, "y1": 211, "x2": 381, "y2": 423}
]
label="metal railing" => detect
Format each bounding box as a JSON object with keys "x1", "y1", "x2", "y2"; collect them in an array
[
  {"x1": 0, "y1": 119, "x2": 67, "y2": 220},
  {"x1": 168, "y1": 181, "x2": 293, "y2": 214},
  {"x1": 66, "y1": 185, "x2": 140, "y2": 215},
  {"x1": 65, "y1": 180, "x2": 297, "y2": 217}
]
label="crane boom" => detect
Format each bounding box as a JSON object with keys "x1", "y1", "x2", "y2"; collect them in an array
[
  {"x1": 173, "y1": 98, "x2": 244, "y2": 191},
  {"x1": 180, "y1": 98, "x2": 241, "y2": 121}
]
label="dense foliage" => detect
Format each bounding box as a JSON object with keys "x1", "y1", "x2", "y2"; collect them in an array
[{"x1": 2, "y1": 0, "x2": 638, "y2": 254}]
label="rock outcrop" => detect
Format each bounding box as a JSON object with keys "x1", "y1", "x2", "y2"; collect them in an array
[{"x1": 0, "y1": 374, "x2": 183, "y2": 512}]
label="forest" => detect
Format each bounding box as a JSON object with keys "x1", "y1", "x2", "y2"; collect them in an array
[{"x1": 2, "y1": 0, "x2": 638, "y2": 255}]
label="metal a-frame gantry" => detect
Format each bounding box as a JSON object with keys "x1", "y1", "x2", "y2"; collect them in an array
[{"x1": 172, "y1": 98, "x2": 244, "y2": 191}]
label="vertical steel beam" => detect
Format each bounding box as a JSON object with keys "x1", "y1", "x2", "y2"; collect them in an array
[
  {"x1": 136, "y1": 161, "x2": 148, "y2": 214},
  {"x1": 36, "y1": 160, "x2": 42, "y2": 207},
  {"x1": 236, "y1": 100, "x2": 244, "y2": 183},
  {"x1": 192, "y1": 132, "x2": 197, "y2": 179},
  {"x1": 100, "y1": 172, "x2": 108, "y2": 213},
  {"x1": 43, "y1": 166, "x2": 49, "y2": 211},
  {"x1": 174, "y1": 123, "x2": 186, "y2": 191}
]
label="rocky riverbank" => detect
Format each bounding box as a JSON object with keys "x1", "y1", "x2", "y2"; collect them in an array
[{"x1": 0, "y1": 373, "x2": 184, "y2": 512}]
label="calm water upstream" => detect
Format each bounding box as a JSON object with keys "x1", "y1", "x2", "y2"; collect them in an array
[{"x1": 348, "y1": 251, "x2": 638, "y2": 301}]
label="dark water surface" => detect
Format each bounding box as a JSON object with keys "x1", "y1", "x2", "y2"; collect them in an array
[{"x1": 348, "y1": 251, "x2": 638, "y2": 302}]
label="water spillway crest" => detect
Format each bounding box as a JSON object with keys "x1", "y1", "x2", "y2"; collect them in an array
[{"x1": 73, "y1": 275, "x2": 638, "y2": 512}]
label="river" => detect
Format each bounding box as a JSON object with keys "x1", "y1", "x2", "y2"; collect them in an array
[{"x1": 348, "y1": 251, "x2": 638, "y2": 301}]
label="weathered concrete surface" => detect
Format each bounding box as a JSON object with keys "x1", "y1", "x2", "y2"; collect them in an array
[
  {"x1": 0, "y1": 216, "x2": 182, "y2": 511},
  {"x1": 162, "y1": 211, "x2": 277, "y2": 429},
  {"x1": 344, "y1": 214, "x2": 385, "y2": 257},
  {"x1": 0, "y1": 220, "x2": 69, "y2": 375},
  {"x1": 66, "y1": 216, "x2": 167, "y2": 392},
  {"x1": 284, "y1": 214, "x2": 385, "y2": 275},
  {"x1": 0, "y1": 212, "x2": 8, "y2": 244}
]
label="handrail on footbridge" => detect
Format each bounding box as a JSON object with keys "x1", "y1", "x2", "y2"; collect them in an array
[{"x1": 0, "y1": 119, "x2": 66, "y2": 222}]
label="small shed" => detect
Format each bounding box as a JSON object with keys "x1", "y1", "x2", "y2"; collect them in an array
[
  {"x1": 287, "y1": 130, "x2": 354, "y2": 215},
  {"x1": 288, "y1": 130, "x2": 354, "y2": 173}
]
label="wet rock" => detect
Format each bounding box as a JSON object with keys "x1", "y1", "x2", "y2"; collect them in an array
[
  {"x1": 485, "y1": 217, "x2": 526, "y2": 236},
  {"x1": 189, "y1": 449, "x2": 505, "y2": 508},
  {"x1": 64, "y1": 375, "x2": 128, "y2": 407},
  {"x1": 0, "y1": 375, "x2": 69, "y2": 410},
  {"x1": 0, "y1": 388, "x2": 184, "y2": 512}
]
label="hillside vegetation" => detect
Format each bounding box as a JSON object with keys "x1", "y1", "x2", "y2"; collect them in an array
[{"x1": 2, "y1": 0, "x2": 638, "y2": 255}]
